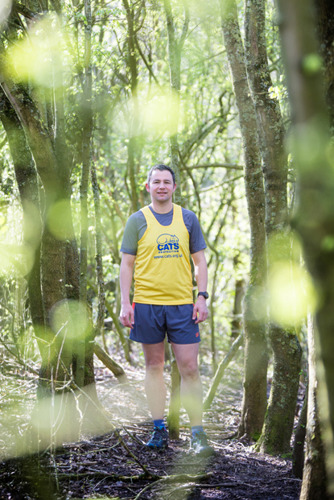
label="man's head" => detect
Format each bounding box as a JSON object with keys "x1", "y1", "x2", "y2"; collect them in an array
[{"x1": 147, "y1": 164, "x2": 176, "y2": 186}]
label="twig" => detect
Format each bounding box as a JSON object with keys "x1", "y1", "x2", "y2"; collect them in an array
[
  {"x1": 203, "y1": 333, "x2": 244, "y2": 410},
  {"x1": 27, "y1": 471, "x2": 154, "y2": 481},
  {"x1": 70, "y1": 382, "x2": 152, "y2": 477},
  {"x1": 122, "y1": 425, "x2": 147, "y2": 447},
  {"x1": 114, "y1": 428, "x2": 152, "y2": 477},
  {"x1": 134, "y1": 473, "x2": 212, "y2": 500},
  {"x1": 0, "y1": 338, "x2": 39, "y2": 375}
]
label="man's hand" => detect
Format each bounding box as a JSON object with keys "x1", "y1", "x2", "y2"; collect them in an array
[
  {"x1": 119, "y1": 303, "x2": 134, "y2": 328},
  {"x1": 192, "y1": 296, "x2": 208, "y2": 324}
]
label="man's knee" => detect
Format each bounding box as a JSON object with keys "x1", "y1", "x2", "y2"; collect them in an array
[
  {"x1": 178, "y1": 360, "x2": 199, "y2": 381},
  {"x1": 146, "y1": 360, "x2": 164, "y2": 374}
]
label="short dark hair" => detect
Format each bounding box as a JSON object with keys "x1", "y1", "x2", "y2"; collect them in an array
[{"x1": 147, "y1": 164, "x2": 176, "y2": 185}]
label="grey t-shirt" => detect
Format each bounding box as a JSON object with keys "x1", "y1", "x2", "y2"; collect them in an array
[{"x1": 121, "y1": 205, "x2": 206, "y2": 255}]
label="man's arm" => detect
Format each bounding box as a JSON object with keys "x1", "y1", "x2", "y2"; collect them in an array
[
  {"x1": 119, "y1": 253, "x2": 136, "y2": 328},
  {"x1": 191, "y1": 249, "x2": 209, "y2": 324}
]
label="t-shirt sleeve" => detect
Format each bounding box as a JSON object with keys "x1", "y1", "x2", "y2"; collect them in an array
[
  {"x1": 120, "y1": 213, "x2": 140, "y2": 255},
  {"x1": 183, "y1": 209, "x2": 207, "y2": 254}
]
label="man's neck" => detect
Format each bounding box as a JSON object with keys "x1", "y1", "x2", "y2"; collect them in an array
[{"x1": 150, "y1": 201, "x2": 173, "y2": 214}]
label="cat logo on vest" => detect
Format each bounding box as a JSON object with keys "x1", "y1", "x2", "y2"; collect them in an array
[{"x1": 156, "y1": 233, "x2": 181, "y2": 256}]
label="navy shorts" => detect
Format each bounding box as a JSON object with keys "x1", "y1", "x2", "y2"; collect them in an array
[{"x1": 130, "y1": 303, "x2": 201, "y2": 345}]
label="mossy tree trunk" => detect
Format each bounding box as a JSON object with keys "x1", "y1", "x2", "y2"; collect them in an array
[
  {"x1": 0, "y1": 2, "x2": 96, "y2": 395},
  {"x1": 315, "y1": 0, "x2": 334, "y2": 128},
  {"x1": 220, "y1": 0, "x2": 268, "y2": 441},
  {"x1": 242, "y1": 0, "x2": 302, "y2": 455},
  {"x1": 122, "y1": 0, "x2": 142, "y2": 212},
  {"x1": 0, "y1": 89, "x2": 45, "y2": 351},
  {"x1": 300, "y1": 317, "x2": 327, "y2": 500}
]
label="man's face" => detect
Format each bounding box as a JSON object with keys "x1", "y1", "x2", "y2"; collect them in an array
[{"x1": 146, "y1": 169, "x2": 176, "y2": 203}]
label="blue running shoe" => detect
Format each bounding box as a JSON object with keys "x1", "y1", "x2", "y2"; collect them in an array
[
  {"x1": 146, "y1": 426, "x2": 169, "y2": 450},
  {"x1": 190, "y1": 430, "x2": 215, "y2": 457}
]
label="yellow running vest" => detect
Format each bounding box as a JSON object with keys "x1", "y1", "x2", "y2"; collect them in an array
[{"x1": 133, "y1": 204, "x2": 194, "y2": 305}]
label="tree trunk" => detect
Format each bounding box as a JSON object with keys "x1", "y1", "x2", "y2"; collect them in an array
[
  {"x1": 258, "y1": 325, "x2": 302, "y2": 453},
  {"x1": 292, "y1": 388, "x2": 307, "y2": 479},
  {"x1": 0, "y1": 88, "x2": 45, "y2": 349},
  {"x1": 231, "y1": 277, "x2": 245, "y2": 340},
  {"x1": 209, "y1": 255, "x2": 220, "y2": 371},
  {"x1": 243, "y1": 0, "x2": 302, "y2": 454},
  {"x1": 0, "y1": 78, "x2": 95, "y2": 393},
  {"x1": 277, "y1": 0, "x2": 334, "y2": 494},
  {"x1": 163, "y1": 0, "x2": 189, "y2": 437},
  {"x1": 123, "y1": 0, "x2": 141, "y2": 212},
  {"x1": 244, "y1": 0, "x2": 287, "y2": 233},
  {"x1": 163, "y1": 0, "x2": 188, "y2": 202},
  {"x1": 220, "y1": 0, "x2": 268, "y2": 441},
  {"x1": 299, "y1": 316, "x2": 328, "y2": 499},
  {"x1": 80, "y1": 0, "x2": 93, "y2": 305},
  {"x1": 315, "y1": 0, "x2": 334, "y2": 128}
]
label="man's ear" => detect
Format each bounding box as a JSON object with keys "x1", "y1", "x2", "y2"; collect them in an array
[
  {"x1": 145, "y1": 183, "x2": 150, "y2": 193},
  {"x1": 173, "y1": 183, "x2": 177, "y2": 193}
]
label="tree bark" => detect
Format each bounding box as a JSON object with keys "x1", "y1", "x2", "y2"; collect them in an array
[
  {"x1": 292, "y1": 388, "x2": 307, "y2": 479},
  {"x1": 258, "y1": 324, "x2": 302, "y2": 453},
  {"x1": 123, "y1": 0, "x2": 141, "y2": 212},
  {"x1": 231, "y1": 277, "x2": 245, "y2": 340},
  {"x1": 1, "y1": 61, "x2": 94, "y2": 394},
  {"x1": 244, "y1": 0, "x2": 287, "y2": 233},
  {"x1": 242, "y1": 0, "x2": 302, "y2": 454},
  {"x1": 277, "y1": 0, "x2": 334, "y2": 494},
  {"x1": 163, "y1": 0, "x2": 189, "y2": 437},
  {"x1": 0, "y1": 88, "x2": 45, "y2": 347},
  {"x1": 220, "y1": 0, "x2": 268, "y2": 441},
  {"x1": 163, "y1": 0, "x2": 189, "y2": 202},
  {"x1": 300, "y1": 316, "x2": 328, "y2": 499},
  {"x1": 315, "y1": 0, "x2": 334, "y2": 128}
]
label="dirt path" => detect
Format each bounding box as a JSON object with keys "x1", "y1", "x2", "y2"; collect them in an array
[
  {"x1": 0, "y1": 353, "x2": 302, "y2": 499},
  {"x1": 0, "y1": 424, "x2": 301, "y2": 499}
]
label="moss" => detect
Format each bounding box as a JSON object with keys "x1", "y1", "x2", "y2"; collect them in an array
[{"x1": 251, "y1": 431, "x2": 261, "y2": 441}]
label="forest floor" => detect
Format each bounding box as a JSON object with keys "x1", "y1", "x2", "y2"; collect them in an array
[{"x1": 0, "y1": 343, "x2": 302, "y2": 500}]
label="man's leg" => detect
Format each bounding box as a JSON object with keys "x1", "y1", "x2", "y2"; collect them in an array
[
  {"x1": 171, "y1": 342, "x2": 215, "y2": 456},
  {"x1": 142, "y1": 342, "x2": 169, "y2": 449},
  {"x1": 171, "y1": 342, "x2": 203, "y2": 426},
  {"x1": 142, "y1": 342, "x2": 166, "y2": 421}
]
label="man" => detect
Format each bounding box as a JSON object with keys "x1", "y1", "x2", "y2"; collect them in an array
[{"x1": 119, "y1": 164, "x2": 214, "y2": 456}]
